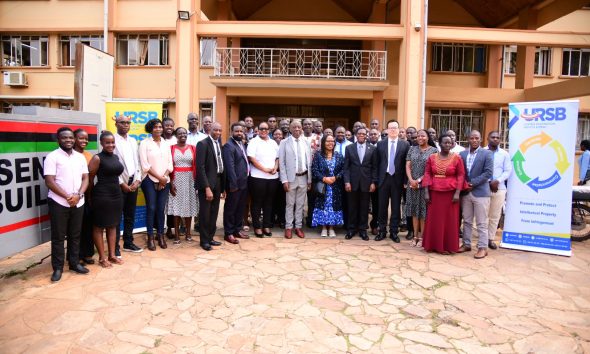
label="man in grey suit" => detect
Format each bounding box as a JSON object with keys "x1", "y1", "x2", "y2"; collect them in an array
[
  {"x1": 279, "y1": 120, "x2": 312, "y2": 239},
  {"x1": 459, "y1": 130, "x2": 493, "y2": 259}
]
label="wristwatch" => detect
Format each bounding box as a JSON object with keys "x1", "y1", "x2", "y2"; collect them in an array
[{"x1": 77, "y1": 192, "x2": 84, "y2": 199}]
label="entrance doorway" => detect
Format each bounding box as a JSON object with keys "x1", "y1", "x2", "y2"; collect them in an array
[{"x1": 239, "y1": 104, "x2": 360, "y2": 130}]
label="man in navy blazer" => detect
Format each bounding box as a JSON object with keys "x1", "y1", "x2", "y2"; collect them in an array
[
  {"x1": 459, "y1": 130, "x2": 493, "y2": 259},
  {"x1": 222, "y1": 123, "x2": 250, "y2": 245},
  {"x1": 343, "y1": 128, "x2": 378, "y2": 241},
  {"x1": 375, "y1": 120, "x2": 410, "y2": 242}
]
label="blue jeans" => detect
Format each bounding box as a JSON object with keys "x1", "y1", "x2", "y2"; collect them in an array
[{"x1": 141, "y1": 178, "x2": 170, "y2": 236}]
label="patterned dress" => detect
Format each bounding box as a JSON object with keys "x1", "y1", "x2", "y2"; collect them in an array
[
  {"x1": 312, "y1": 157, "x2": 344, "y2": 226},
  {"x1": 167, "y1": 146, "x2": 198, "y2": 217},
  {"x1": 406, "y1": 145, "x2": 438, "y2": 218}
]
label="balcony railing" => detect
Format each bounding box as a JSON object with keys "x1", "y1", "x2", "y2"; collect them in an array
[{"x1": 214, "y1": 48, "x2": 387, "y2": 80}]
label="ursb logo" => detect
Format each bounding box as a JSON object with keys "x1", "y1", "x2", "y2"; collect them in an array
[
  {"x1": 520, "y1": 107, "x2": 566, "y2": 121},
  {"x1": 115, "y1": 111, "x2": 159, "y2": 124}
]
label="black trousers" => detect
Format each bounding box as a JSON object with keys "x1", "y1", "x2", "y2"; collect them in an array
[
  {"x1": 307, "y1": 190, "x2": 316, "y2": 227},
  {"x1": 223, "y1": 188, "x2": 248, "y2": 235},
  {"x1": 116, "y1": 179, "x2": 138, "y2": 249},
  {"x1": 48, "y1": 198, "x2": 84, "y2": 271},
  {"x1": 370, "y1": 191, "x2": 379, "y2": 229},
  {"x1": 347, "y1": 190, "x2": 370, "y2": 232},
  {"x1": 378, "y1": 175, "x2": 403, "y2": 234},
  {"x1": 79, "y1": 203, "x2": 94, "y2": 259},
  {"x1": 198, "y1": 178, "x2": 221, "y2": 245},
  {"x1": 273, "y1": 179, "x2": 286, "y2": 225},
  {"x1": 249, "y1": 176, "x2": 277, "y2": 229}
]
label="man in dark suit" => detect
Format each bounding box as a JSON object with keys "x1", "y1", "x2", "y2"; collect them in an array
[
  {"x1": 343, "y1": 128, "x2": 378, "y2": 241},
  {"x1": 375, "y1": 120, "x2": 410, "y2": 242},
  {"x1": 459, "y1": 130, "x2": 493, "y2": 259},
  {"x1": 195, "y1": 122, "x2": 226, "y2": 251},
  {"x1": 222, "y1": 123, "x2": 250, "y2": 245}
]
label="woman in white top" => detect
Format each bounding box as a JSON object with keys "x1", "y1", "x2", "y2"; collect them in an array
[
  {"x1": 247, "y1": 121, "x2": 279, "y2": 237},
  {"x1": 139, "y1": 118, "x2": 173, "y2": 251}
]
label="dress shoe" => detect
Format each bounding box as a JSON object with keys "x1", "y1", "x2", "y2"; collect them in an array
[
  {"x1": 254, "y1": 229, "x2": 264, "y2": 238},
  {"x1": 488, "y1": 240, "x2": 498, "y2": 250},
  {"x1": 375, "y1": 232, "x2": 386, "y2": 241},
  {"x1": 69, "y1": 264, "x2": 89, "y2": 274},
  {"x1": 147, "y1": 235, "x2": 156, "y2": 251},
  {"x1": 51, "y1": 269, "x2": 62, "y2": 282},
  {"x1": 359, "y1": 231, "x2": 369, "y2": 241},
  {"x1": 157, "y1": 234, "x2": 168, "y2": 249},
  {"x1": 295, "y1": 228, "x2": 305, "y2": 238},
  {"x1": 371, "y1": 227, "x2": 379, "y2": 236},
  {"x1": 200, "y1": 243, "x2": 212, "y2": 251},
  {"x1": 345, "y1": 231, "x2": 355, "y2": 240},
  {"x1": 399, "y1": 224, "x2": 408, "y2": 232},
  {"x1": 390, "y1": 233, "x2": 401, "y2": 243},
  {"x1": 405, "y1": 231, "x2": 414, "y2": 240},
  {"x1": 236, "y1": 230, "x2": 250, "y2": 239},
  {"x1": 284, "y1": 229, "x2": 293, "y2": 239},
  {"x1": 224, "y1": 235, "x2": 239, "y2": 244},
  {"x1": 263, "y1": 228, "x2": 272, "y2": 237},
  {"x1": 210, "y1": 240, "x2": 222, "y2": 246},
  {"x1": 458, "y1": 244, "x2": 472, "y2": 253},
  {"x1": 474, "y1": 248, "x2": 488, "y2": 259}
]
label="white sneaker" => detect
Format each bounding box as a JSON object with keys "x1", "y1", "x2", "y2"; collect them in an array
[
  {"x1": 328, "y1": 229, "x2": 336, "y2": 238},
  {"x1": 320, "y1": 229, "x2": 328, "y2": 237}
]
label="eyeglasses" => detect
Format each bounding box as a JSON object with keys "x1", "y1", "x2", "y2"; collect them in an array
[
  {"x1": 259, "y1": 127, "x2": 269, "y2": 131},
  {"x1": 117, "y1": 121, "x2": 131, "y2": 125}
]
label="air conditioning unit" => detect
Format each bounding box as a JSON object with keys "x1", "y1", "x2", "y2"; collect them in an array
[{"x1": 3, "y1": 72, "x2": 28, "y2": 87}]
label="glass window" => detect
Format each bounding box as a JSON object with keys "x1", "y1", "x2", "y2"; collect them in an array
[
  {"x1": 116, "y1": 34, "x2": 168, "y2": 66},
  {"x1": 499, "y1": 109, "x2": 510, "y2": 150},
  {"x1": 430, "y1": 108, "x2": 485, "y2": 147},
  {"x1": 562, "y1": 48, "x2": 590, "y2": 77},
  {"x1": 577, "y1": 113, "x2": 590, "y2": 148},
  {"x1": 1, "y1": 35, "x2": 49, "y2": 67},
  {"x1": 504, "y1": 45, "x2": 552, "y2": 76},
  {"x1": 431, "y1": 43, "x2": 487, "y2": 73},
  {"x1": 59, "y1": 35, "x2": 103, "y2": 66},
  {"x1": 200, "y1": 38, "x2": 216, "y2": 67}
]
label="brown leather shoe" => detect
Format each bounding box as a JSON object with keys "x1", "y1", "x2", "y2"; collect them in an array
[
  {"x1": 457, "y1": 244, "x2": 472, "y2": 253},
  {"x1": 371, "y1": 228, "x2": 379, "y2": 236},
  {"x1": 157, "y1": 234, "x2": 167, "y2": 249},
  {"x1": 224, "y1": 235, "x2": 239, "y2": 244},
  {"x1": 284, "y1": 229, "x2": 292, "y2": 239},
  {"x1": 295, "y1": 228, "x2": 305, "y2": 238},
  {"x1": 474, "y1": 248, "x2": 488, "y2": 259},
  {"x1": 237, "y1": 230, "x2": 250, "y2": 239}
]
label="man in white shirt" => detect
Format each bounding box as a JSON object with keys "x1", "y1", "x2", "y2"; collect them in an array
[
  {"x1": 335, "y1": 126, "x2": 352, "y2": 157},
  {"x1": 113, "y1": 115, "x2": 143, "y2": 256},
  {"x1": 485, "y1": 130, "x2": 512, "y2": 250},
  {"x1": 447, "y1": 129, "x2": 465, "y2": 153},
  {"x1": 44, "y1": 127, "x2": 90, "y2": 282},
  {"x1": 186, "y1": 112, "x2": 207, "y2": 146}
]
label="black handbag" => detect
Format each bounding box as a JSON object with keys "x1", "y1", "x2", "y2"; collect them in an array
[{"x1": 314, "y1": 181, "x2": 326, "y2": 195}]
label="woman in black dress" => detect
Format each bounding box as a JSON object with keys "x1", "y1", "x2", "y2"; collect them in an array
[{"x1": 88, "y1": 131, "x2": 124, "y2": 268}]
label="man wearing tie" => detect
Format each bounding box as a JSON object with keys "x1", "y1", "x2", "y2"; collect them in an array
[
  {"x1": 195, "y1": 122, "x2": 226, "y2": 251},
  {"x1": 376, "y1": 120, "x2": 410, "y2": 242},
  {"x1": 279, "y1": 120, "x2": 312, "y2": 239},
  {"x1": 343, "y1": 128, "x2": 378, "y2": 241},
  {"x1": 222, "y1": 123, "x2": 250, "y2": 245}
]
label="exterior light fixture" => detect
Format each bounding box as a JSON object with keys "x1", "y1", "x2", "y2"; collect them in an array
[{"x1": 178, "y1": 11, "x2": 191, "y2": 20}]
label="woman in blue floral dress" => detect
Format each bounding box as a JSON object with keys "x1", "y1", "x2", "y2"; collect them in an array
[{"x1": 312, "y1": 135, "x2": 344, "y2": 237}]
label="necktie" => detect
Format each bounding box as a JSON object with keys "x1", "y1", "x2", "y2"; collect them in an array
[
  {"x1": 339, "y1": 143, "x2": 343, "y2": 155},
  {"x1": 215, "y1": 140, "x2": 224, "y2": 174},
  {"x1": 358, "y1": 144, "x2": 364, "y2": 162},
  {"x1": 388, "y1": 140, "x2": 396, "y2": 175},
  {"x1": 296, "y1": 139, "x2": 303, "y2": 173}
]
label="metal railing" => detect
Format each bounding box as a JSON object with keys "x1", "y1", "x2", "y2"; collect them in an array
[{"x1": 214, "y1": 48, "x2": 387, "y2": 80}]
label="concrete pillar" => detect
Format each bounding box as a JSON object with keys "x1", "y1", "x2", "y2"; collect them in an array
[
  {"x1": 215, "y1": 87, "x2": 228, "y2": 138},
  {"x1": 398, "y1": 0, "x2": 425, "y2": 128},
  {"x1": 371, "y1": 91, "x2": 384, "y2": 126},
  {"x1": 515, "y1": 7, "x2": 537, "y2": 89},
  {"x1": 230, "y1": 101, "x2": 240, "y2": 123},
  {"x1": 176, "y1": 0, "x2": 199, "y2": 121},
  {"x1": 484, "y1": 45, "x2": 503, "y2": 138}
]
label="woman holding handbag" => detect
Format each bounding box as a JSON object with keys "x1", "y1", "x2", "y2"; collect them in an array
[{"x1": 311, "y1": 135, "x2": 344, "y2": 237}]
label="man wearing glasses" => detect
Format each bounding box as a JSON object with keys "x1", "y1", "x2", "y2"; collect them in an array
[
  {"x1": 113, "y1": 115, "x2": 144, "y2": 256},
  {"x1": 268, "y1": 115, "x2": 278, "y2": 131}
]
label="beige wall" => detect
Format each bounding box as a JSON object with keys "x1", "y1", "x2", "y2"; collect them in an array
[
  {"x1": 248, "y1": 0, "x2": 356, "y2": 22},
  {"x1": 115, "y1": 0, "x2": 176, "y2": 28},
  {"x1": 199, "y1": 68, "x2": 216, "y2": 100},
  {"x1": 0, "y1": 1, "x2": 103, "y2": 30}
]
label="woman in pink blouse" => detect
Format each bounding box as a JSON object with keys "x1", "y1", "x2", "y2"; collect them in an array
[{"x1": 139, "y1": 118, "x2": 173, "y2": 251}]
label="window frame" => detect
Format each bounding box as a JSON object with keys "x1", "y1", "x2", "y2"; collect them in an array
[
  {"x1": 503, "y1": 45, "x2": 552, "y2": 76},
  {"x1": 429, "y1": 108, "x2": 485, "y2": 147},
  {"x1": 577, "y1": 113, "x2": 590, "y2": 148},
  {"x1": 431, "y1": 43, "x2": 487, "y2": 74},
  {"x1": 59, "y1": 35, "x2": 104, "y2": 67},
  {"x1": 200, "y1": 37, "x2": 216, "y2": 67},
  {"x1": 116, "y1": 34, "x2": 169, "y2": 67},
  {"x1": 1, "y1": 35, "x2": 49, "y2": 68},
  {"x1": 562, "y1": 48, "x2": 590, "y2": 77}
]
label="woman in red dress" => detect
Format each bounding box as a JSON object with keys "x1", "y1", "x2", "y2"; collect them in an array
[{"x1": 422, "y1": 134, "x2": 465, "y2": 254}]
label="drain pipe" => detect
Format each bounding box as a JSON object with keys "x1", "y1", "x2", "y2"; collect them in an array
[
  {"x1": 103, "y1": 0, "x2": 108, "y2": 52},
  {"x1": 420, "y1": 0, "x2": 429, "y2": 129}
]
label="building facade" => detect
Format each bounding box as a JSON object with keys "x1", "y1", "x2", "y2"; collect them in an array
[{"x1": 1, "y1": 0, "x2": 589, "y2": 149}]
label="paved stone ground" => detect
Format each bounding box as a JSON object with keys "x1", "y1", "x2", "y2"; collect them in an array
[{"x1": 1, "y1": 230, "x2": 590, "y2": 354}]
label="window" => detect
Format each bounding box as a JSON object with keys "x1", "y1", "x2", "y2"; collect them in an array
[
  {"x1": 1, "y1": 35, "x2": 48, "y2": 67},
  {"x1": 562, "y1": 48, "x2": 590, "y2": 77},
  {"x1": 503, "y1": 45, "x2": 552, "y2": 76},
  {"x1": 59, "y1": 35, "x2": 103, "y2": 66},
  {"x1": 162, "y1": 103, "x2": 169, "y2": 119},
  {"x1": 200, "y1": 38, "x2": 216, "y2": 67},
  {"x1": 429, "y1": 109, "x2": 485, "y2": 147},
  {"x1": 577, "y1": 113, "x2": 590, "y2": 148},
  {"x1": 117, "y1": 34, "x2": 168, "y2": 66},
  {"x1": 499, "y1": 109, "x2": 510, "y2": 150},
  {"x1": 200, "y1": 102, "x2": 213, "y2": 121},
  {"x1": 431, "y1": 43, "x2": 486, "y2": 73},
  {"x1": 1, "y1": 101, "x2": 49, "y2": 113},
  {"x1": 58, "y1": 101, "x2": 73, "y2": 110}
]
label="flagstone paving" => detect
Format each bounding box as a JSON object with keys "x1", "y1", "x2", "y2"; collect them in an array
[{"x1": 1, "y1": 234, "x2": 590, "y2": 353}]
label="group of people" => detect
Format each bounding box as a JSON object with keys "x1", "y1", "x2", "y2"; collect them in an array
[{"x1": 43, "y1": 113, "x2": 512, "y2": 282}]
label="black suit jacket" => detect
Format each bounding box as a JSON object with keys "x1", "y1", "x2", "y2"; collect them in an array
[
  {"x1": 376, "y1": 138, "x2": 410, "y2": 187},
  {"x1": 223, "y1": 138, "x2": 249, "y2": 191},
  {"x1": 343, "y1": 142, "x2": 378, "y2": 192},
  {"x1": 195, "y1": 137, "x2": 226, "y2": 193}
]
